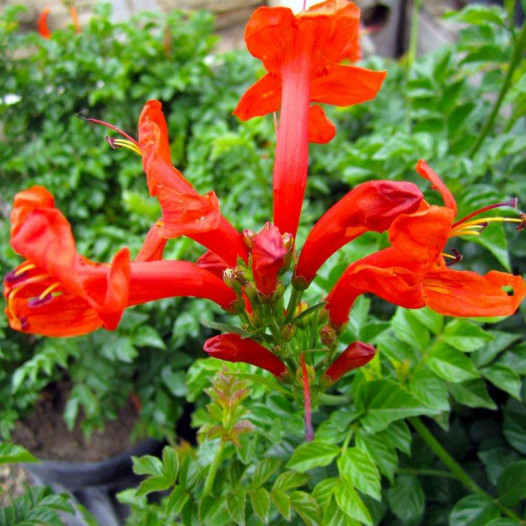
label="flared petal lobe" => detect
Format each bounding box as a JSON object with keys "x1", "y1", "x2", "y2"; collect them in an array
[
  {"x1": 295, "y1": 181, "x2": 423, "y2": 284},
  {"x1": 204, "y1": 333, "x2": 288, "y2": 378}
]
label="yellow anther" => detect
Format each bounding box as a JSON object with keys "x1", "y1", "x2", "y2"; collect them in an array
[
  {"x1": 113, "y1": 139, "x2": 142, "y2": 156},
  {"x1": 39, "y1": 282, "x2": 61, "y2": 299}
]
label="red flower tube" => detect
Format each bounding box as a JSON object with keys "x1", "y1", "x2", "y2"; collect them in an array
[
  {"x1": 233, "y1": 1, "x2": 386, "y2": 239},
  {"x1": 324, "y1": 341, "x2": 376, "y2": 382},
  {"x1": 203, "y1": 333, "x2": 288, "y2": 378},
  {"x1": 326, "y1": 161, "x2": 526, "y2": 325},
  {"x1": 38, "y1": 7, "x2": 51, "y2": 39},
  {"x1": 294, "y1": 180, "x2": 423, "y2": 285}
]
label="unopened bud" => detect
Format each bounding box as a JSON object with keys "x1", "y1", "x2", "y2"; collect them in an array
[
  {"x1": 242, "y1": 229, "x2": 256, "y2": 248},
  {"x1": 280, "y1": 323, "x2": 296, "y2": 342},
  {"x1": 320, "y1": 325, "x2": 338, "y2": 347},
  {"x1": 323, "y1": 341, "x2": 376, "y2": 383}
]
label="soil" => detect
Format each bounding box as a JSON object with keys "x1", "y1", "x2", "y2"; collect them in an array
[{"x1": 11, "y1": 382, "x2": 139, "y2": 462}]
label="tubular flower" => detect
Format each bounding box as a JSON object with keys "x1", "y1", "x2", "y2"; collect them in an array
[
  {"x1": 92, "y1": 100, "x2": 248, "y2": 266},
  {"x1": 204, "y1": 333, "x2": 288, "y2": 378},
  {"x1": 37, "y1": 7, "x2": 51, "y2": 39},
  {"x1": 233, "y1": 0, "x2": 386, "y2": 238},
  {"x1": 251, "y1": 223, "x2": 288, "y2": 298},
  {"x1": 4, "y1": 187, "x2": 238, "y2": 337},
  {"x1": 323, "y1": 341, "x2": 376, "y2": 382},
  {"x1": 326, "y1": 161, "x2": 526, "y2": 325},
  {"x1": 294, "y1": 180, "x2": 423, "y2": 286}
]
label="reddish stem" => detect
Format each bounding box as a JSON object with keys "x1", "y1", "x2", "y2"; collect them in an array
[{"x1": 300, "y1": 353, "x2": 314, "y2": 442}]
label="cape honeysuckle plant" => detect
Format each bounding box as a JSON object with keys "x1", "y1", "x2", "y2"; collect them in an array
[{"x1": 3, "y1": 0, "x2": 526, "y2": 524}]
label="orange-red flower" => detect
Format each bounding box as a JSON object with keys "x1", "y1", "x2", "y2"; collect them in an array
[
  {"x1": 294, "y1": 180, "x2": 423, "y2": 286},
  {"x1": 4, "y1": 187, "x2": 237, "y2": 337},
  {"x1": 326, "y1": 161, "x2": 526, "y2": 325},
  {"x1": 233, "y1": 1, "x2": 386, "y2": 238},
  {"x1": 37, "y1": 7, "x2": 51, "y2": 39},
  {"x1": 324, "y1": 341, "x2": 376, "y2": 382},
  {"x1": 204, "y1": 333, "x2": 288, "y2": 378}
]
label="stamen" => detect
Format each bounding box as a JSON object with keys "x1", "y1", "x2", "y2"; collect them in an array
[
  {"x1": 456, "y1": 217, "x2": 522, "y2": 229},
  {"x1": 445, "y1": 248, "x2": 463, "y2": 267},
  {"x1": 38, "y1": 282, "x2": 61, "y2": 299},
  {"x1": 106, "y1": 137, "x2": 142, "y2": 155},
  {"x1": 15, "y1": 263, "x2": 36, "y2": 276},
  {"x1": 450, "y1": 229, "x2": 482, "y2": 237},
  {"x1": 452, "y1": 197, "x2": 518, "y2": 228},
  {"x1": 79, "y1": 115, "x2": 139, "y2": 147},
  {"x1": 300, "y1": 353, "x2": 314, "y2": 442},
  {"x1": 28, "y1": 294, "x2": 54, "y2": 308}
]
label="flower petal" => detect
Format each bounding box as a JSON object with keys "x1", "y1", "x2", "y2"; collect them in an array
[
  {"x1": 307, "y1": 105, "x2": 336, "y2": 144},
  {"x1": 233, "y1": 73, "x2": 282, "y2": 120},
  {"x1": 423, "y1": 269, "x2": 526, "y2": 317},
  {"x1": 311, "y1": 64, "x2": 386, "y2": 106},
  {"x1": 136, "y1": 222, "x2": 167, "y2": 262},
  {"x1": 416, "y1": 160, "x2": 457, "y2": 215}
]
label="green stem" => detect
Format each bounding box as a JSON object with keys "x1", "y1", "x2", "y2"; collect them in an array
[
  {"x1": 285, "y1": 288, "x2": 303, "y2": 324},
  {"x1": 203, "y1": 440, "x2": 225, "y2": 497},
  {"x1": 407, "y1": 0, "x2": 421, "y2": 69},
  {"x1": 409, "y1": 417, "x2": 523, "y2": 523},
  {"x1": 469, "y1": 20, "x2": 526, "y2": 157},
  {"x1": 398, "y1": 468, "x2": 457, "y2": 479},
  {"x1": 319, "y1": 394, "x2": 351, "y2": 406}
]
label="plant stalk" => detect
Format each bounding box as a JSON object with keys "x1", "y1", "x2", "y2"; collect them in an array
[
  {"x1": 409, "y1": 417, "x2": 523, "y2": 523},
  {"x1": 407, "y1": 0, "x2": 422, "y2": 69},
  {"x1": 469, "y1": 20, "x2": 526, "y2": 157},
  {"x1": 203, "y1": 440, "x2": 225, "y2": 497}
]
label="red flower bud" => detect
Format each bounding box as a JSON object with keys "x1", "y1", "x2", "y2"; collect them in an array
[
  {"x1": 251, "y1": 223, "x2": 287, "y2": 298},
  {"x1": 324, "y1": 342, "x2": 376, "y2": 382},
  {"x1": 204, "y1": 333, "x2": 287, "y2": 378}
]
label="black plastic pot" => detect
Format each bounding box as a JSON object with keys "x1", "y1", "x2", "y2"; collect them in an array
[{"x1": 24, "y1": 438, "x2": 164, "y2": 526}]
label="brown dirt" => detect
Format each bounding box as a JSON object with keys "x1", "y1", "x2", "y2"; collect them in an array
[
  {"x1": 0, "y1": 464, "x2": 28, "y2": 506},
  {"x1": 11, "y1": 382, "x2": 139, "y2": 462}
]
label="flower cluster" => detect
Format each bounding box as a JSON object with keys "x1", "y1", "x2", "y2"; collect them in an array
[{"x1": 6, "y1": 0, "x2": 525, "y2": 438}]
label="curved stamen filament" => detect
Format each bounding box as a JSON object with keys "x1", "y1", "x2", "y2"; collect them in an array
[
  {"x1": 39, "y1": 282, "x2": 61, "y2": 299},
  {"x1": 15, "y1": 263, "x2": 36, "y2": 276},
  {"x1": 82, "y1": 116, "x2": 139, "y2": 147},
  {"x1": 6, "y1": 274, "x2": 52, "y2": 317},
  {"x1": 452, "y1": 197, "x2": 518, "y2": 228},
  {"x1": 455, "y1": 217, "x2": 523, "y2": 230},
  {"x1": 450, "y1": 229, "x2": 482, "y2": 237}
]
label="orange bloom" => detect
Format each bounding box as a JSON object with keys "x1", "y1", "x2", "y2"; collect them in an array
[
  {"x1": 4, "y1": 187, "x2": 237, "y2": 337},
  {"x1": 326, "y1": 161, "x2": 526, "y2": 325},
  {"x1": 37, "y1": 7, "x2": 51, "y2": 39},
  {"x1": 233, "y1": 1, "x2": 386, "y2": 239},
  {"x1": 324, "y1": 341, "x2": 376, "y2": 382}
]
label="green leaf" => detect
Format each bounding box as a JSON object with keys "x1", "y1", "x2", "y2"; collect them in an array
[
  {"x1": 338, "y1": 448, "x2": 381, "y2": 501},
  {"x1": 272, "y1": 471, "x2": 310, "y2": 492},
  {"x1": 132, "y1": 455, "x2": 163, "y2": 476},
  {"x1": 270, "y1": 490, "x2": 291, "y2": 520},
  {"x1": 291, "y1": 491, "x2": 322, "y2": 526},
  {"x1": 359, "y1": 379, "x2": 436, "y2": 433},
  {"x1": 473, "y1": 331, "x2": 521, "y2": 367},
  {"x1": 410, "y1": 307, "x2": 444, "y2": 335},
  {"x1": 133, "y1": 325, "x2": 166, "y2": 349},
  {"x1": 426, "y1": 342, "x2": 480, "y2": 382},
  {"x1": 166, "y1": 486, "x2": 190, "y2": 517},
  {"x1": 251, "y1": 458, "x2": 281, "y2": 489},
  {"x1": 410, "y1": 370, "x2": 450, "y2": 412},
  {"x1": 135, "y1": 475, "x2": 172, "y2": 497},
  {"x1": 322, "y1": 498, "x2": 361, "y2": 526},
  {"x1": 449, "y1": 495, "x2": 500, "y2": 526},
  {"x1": 479, "y1": 447, "x2": 521, "y2": 486},
  {"x1": 481, "y1": 363, "x2": 521, "y2": 399},
  {"x1": 503, "y1": 400, "x2": 526, "y2": 454},
  {"x1": 391, "y1": 308, "x2": 430, "y2": 351},
  {"x1": 249, "y1": 488, "x2": 270, "y2": 524},
  {"x1": 162, "y1": 446, "x2": 180, "y2": 483},
  {"x1": 199, "y1": 495, "x2": 228, "y2": 524},
  {"x1": 387, "y1": 475, "x2": 425, "y2": 522},
  {"x1": 442, "y1": 320, "x2": 493, "y2": 352},
  {"x1": 497, "y1": 461, "x2": 526, "y2": 506},
  {"x1": 472, "y1": 222, "x2": 510, "y2": 271},
  {"x1": 226, "y1": 489, "x2": 246, "y2": 526},
  {"x1": 355, "y1": 431, "x2": 398, "y2": 483},
  {"x1": 446, "y1": 5, "x2": 507, "y2": 27},
  {"x1": 313, "y1": 478, "x2": 339, "y2": 513},
  {"x1": 334, "y1": 475, "x2": 372, "y2": 526},
  {"x1": 0, "y1": 443, "x2": 38, "y2": 464},
  {"x1": 381, "y1": 421, "x2": 412, "y2": 455},
  {"x1": 448, "y1": 379, "x2": 497, "y2": 409},
  {"x1": 286, "y1": 441, "x2": 340, "y2": 473}
]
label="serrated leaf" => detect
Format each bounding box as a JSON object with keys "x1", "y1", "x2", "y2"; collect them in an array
[
  {"x1": 481, "y1": 363, "x2": 521, "y2": 399},
  {"x1": 135, "y1": 475, "x2": 172, "y2": 497},
  {"x1": 355, "y1": 431, "x2": 398, "y2": 483},
  {"x1": 410, "y1": 369, "x2": 450, "y2": 412},
  {"x1": 382, "y1": 421, "x2": 412, "y2": 455},
  {"x1": 322, "y1": 498, "x2": 361, "y2": 526},
  {"x1": 252, "y1": 458, "x2": 281, "y2": 489},
  {"x1": 446, "y1": 4, "x2": 506, "y2": 27},
  {"x1": 0, "y1": 444, "x2": 38, "y2": 464},
  {"x1": 272, "y1": 471, "x2": 310, "y2": 491},
  {"x1": 410, "y1": 307, "x2": 444, "y2": 335},
  {"x1": 313, "y1": 478, "x2": 339, "y2": 513},
  {"x1": 473, "y1": 331, "x2": 522, "y2": 368},
  {"x1": 334, "y1": 475, "x2": 372, "y2": 526},
  {"x1": 503, "y1": 400, "x2": 526, "y2": 454},
  {"x1": 387, "y1": 475, "x2": 425, "y2": 522},
  {"x1": 448, "y1": 379, "x2": 497, "y2": 409},
  {"x1": 249, "y1": 488, "x2": 270, "y2": 523},
  {"x1": 442, "y1": 320, "x2": 493, "y2": 352},
  {"x1": 162, "y1": 446, "x2": 180, "y2": 483},
  {"x1": 271, "y1": 490, "x2": 291, "y2": 520},
  {"x1": 479, "y1": 447, "x2": 521, "y2": 486},
  {"x1": 392, "y1": 308, "x2": 430, "y2": 351},
  {"x1": 291, "y1": 491, "x2": 322, "y2": 526},
  {"x1": 132, "y1": 454, "x2": 163, "y2": 476},
  {"x1": 449, "y1": 495, "x2": 500, "y2": 526},
  {"x1": 426, "y1": 342, "x2": 480, "y2": 382},
  {"x1": 359, "y1": 379, "x2": 436, "y2": 433},
  {"x1": 497, "y1": 461, "x2": 526, "y2": 506},
  {"x1": 166, "y1": 486, "x2": 189, "y2": 517},
  {"x1": 286, "y1": 441, "x2": 340, "y2": 473},
  {"x1": 338, "y1": 448, "x2": 381, "y2": 501},
  {"x1": 226, "y1": 489, "x2": 246, "y2": 526}
]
